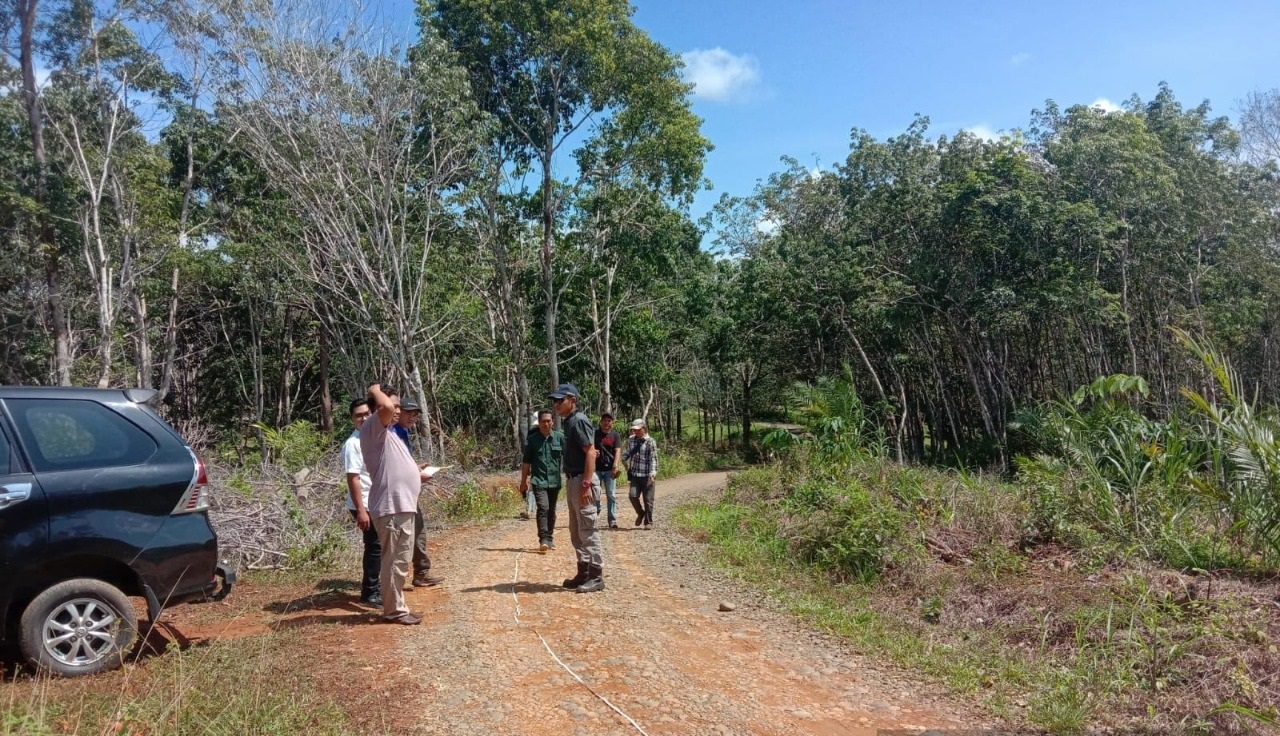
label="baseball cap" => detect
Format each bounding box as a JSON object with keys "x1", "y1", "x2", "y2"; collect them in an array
[
  {"x1": 401, "y1": 401, "x2": 422, "y2": 412},
  {"x1": 547, "y1": 383, "x2": 579, "y2": 400},
  {"x1": 630, "y1": 418, "x2": 646, "y2": 429}
]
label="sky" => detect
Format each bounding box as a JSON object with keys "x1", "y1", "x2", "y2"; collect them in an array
[{"x1": 387, "y1": 0, "x2": 1280, "y2": 221}]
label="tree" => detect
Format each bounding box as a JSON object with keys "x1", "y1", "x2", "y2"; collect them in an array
[
  {"x1": 206, "y1": 0, "x2": 486, "y2": 456},
  {"x1": 422, "y1": 0, "x2": 709, "y2": 393}
]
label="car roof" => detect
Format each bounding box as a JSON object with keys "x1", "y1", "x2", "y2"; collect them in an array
[{"x1": 0, "y1": 386, "x2": 155, "y2": 403}]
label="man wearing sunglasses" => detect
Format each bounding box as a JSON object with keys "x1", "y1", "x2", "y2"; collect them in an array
[{"x1": 550, "y1": 383, "x2": 605, "y2": 593}]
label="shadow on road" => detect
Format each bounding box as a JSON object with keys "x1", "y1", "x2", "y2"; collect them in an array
[{"x1": 460, "y1": 581, "x2": 566, "y2": 595}]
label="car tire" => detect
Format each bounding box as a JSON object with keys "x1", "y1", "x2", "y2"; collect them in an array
[{"x1": 18, "y1": 578, "x2": 138, "y2": 677}]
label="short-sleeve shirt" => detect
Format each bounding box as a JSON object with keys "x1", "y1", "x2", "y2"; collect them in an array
[
  {"x1": 522, "y1": 428, "x2": 564, "y2": 489},
  {"x1": 594, "y1": 428, "x2": 621, "y2": 472},
  {"x1": 562, "y1": 411, "x2": 596, "y2": 477},
  {"x1": 342, "y1": 430, "x2": 372, "y2": 511},
  {"x1": 359, "y1": 413, "x2": 421, "y2": 518}
]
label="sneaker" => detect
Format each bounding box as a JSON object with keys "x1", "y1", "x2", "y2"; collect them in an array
[
  {"x1": 382, "y1": 612, "x2": 423, "y2": 625},
  {"x1": 358, "y1": 593, "x2": 383, "y2": 609},
  {"x1": 644, "y1": 523, "x2": 652, "y2": 530},
  {"x1": 539, "y1": 542, "x2": 549, "y2": 554},
  {"x1": 520, "y1": 510, "x2": 531, "y2": 519},
  {"x1": 548, "y1": 540, "x2": 557, "y2": 550},
  {"x1": 412, "y1": 575, "x2": 444, "y2": 588},
  {"x1": 609, "y1": 522, "x2": 618, "y2": 529}
]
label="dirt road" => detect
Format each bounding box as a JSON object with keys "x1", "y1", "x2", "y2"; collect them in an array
[{"x1": 394, "y1": 472, "x2": 986, "y2": 736}]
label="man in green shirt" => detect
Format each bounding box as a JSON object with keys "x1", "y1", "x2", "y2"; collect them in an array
[{"x1": 519, "y1": 409, "x2": 564, "y2": 553}]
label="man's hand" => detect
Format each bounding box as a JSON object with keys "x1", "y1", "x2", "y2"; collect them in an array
[
  {"x1": 519, "y1": 479, "x2": 529, "y2": 496},
  {"x1": 355, "y1": 508, "x2": 371, "y2": 532},
  {"x1": 612, "y1": 468, "x2": 621, "y2": 479},
  {"x1": 580, "y1": 477, "x2": 592, "y2": 506}
]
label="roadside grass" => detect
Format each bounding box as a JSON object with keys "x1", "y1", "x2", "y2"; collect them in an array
[
  {"x1": 3, "y1": 626, "x2": 353, "y2": 736},
  {"x1": 674, "y1": 461, "x2": 1280, "y2": 734}
]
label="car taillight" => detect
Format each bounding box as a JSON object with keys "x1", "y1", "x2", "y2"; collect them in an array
[{"x1": 173, "y1": 452, "x2": 211, "y2": 514}]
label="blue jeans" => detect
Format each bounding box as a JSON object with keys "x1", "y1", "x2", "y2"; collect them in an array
[{"x1": 595, "y1": 471, "x2": 617, "y2": 525}]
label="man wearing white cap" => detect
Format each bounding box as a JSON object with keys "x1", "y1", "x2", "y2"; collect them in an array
[{"x1": 622, "y1": 418, "x2": 658, "y2": 529}]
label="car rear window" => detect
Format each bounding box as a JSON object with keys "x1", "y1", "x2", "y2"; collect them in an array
[{"x1": 7, "y1": 399, "x2": 157, "y2": 472}]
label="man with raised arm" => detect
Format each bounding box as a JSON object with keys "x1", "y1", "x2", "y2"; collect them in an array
[{"x1": 359, "y1": 383, "x2": 428, "y2": 624}]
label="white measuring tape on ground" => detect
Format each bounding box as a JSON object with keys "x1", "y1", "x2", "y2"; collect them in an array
[{"x1": 511, "y1": 552, "x2": 650, "y2": 736}]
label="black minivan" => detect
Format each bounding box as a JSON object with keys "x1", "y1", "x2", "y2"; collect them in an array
[{"x1": 0, "y1": 387, "x2": 233, "y2": 676}]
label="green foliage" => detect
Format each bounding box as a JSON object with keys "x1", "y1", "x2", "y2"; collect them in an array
[
  {"x1": 442, "y1": 480, "x2": 512, "y2": 520},
  {"x1": 1178, "y1": 329, "x2": 1280, "y2": 566},
  {"x1": 254, "y1": 421, "x2": 331, "y2": 473}
]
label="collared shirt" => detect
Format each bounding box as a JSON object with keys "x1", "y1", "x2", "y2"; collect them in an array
[
  {"x1": 359, "y1": 414, "x2": 421, "y2": 518},
  {"x1": 562, "y1": 411, "x2": 596, "y2": 477},
  {"x1": 622, "y1": 435, "x2": 658, "y2": 478},
  {"x1": 523, "y1": 428, "x2": 564, "y2": 489},
  {"x1": 342, "y1": 430, "x2": 372, "y2": 511}
]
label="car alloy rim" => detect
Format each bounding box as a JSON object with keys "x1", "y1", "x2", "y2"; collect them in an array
[{"x1": 42, "y1": 598, "x2": 121, "y2": 667}]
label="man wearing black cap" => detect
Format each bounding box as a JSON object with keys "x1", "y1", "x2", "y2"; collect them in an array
[
  {"x1": 549, "y1": 383, "x2": 605, "y2": 593},
  {"x1": 396, "y1": 400, "x2": 442, "y2": 589}
]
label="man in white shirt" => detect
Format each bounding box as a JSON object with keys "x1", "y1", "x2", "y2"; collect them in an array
[{"x1": 342, "y1": 398, "x2": 381, "y2": 608}]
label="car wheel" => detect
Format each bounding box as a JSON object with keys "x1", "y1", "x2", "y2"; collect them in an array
[{"x1": 18, "y1": 578, "x2": 138, "y2": 677}]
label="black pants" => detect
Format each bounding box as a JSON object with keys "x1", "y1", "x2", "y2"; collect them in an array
[
  {"x1": 629, "y1": 476, "x2": 655, "y2": 525},
  {"x1": 534, "y1": 486, "x2": 560, "y2": 544},
  {"x1": 413, "y1": 506, "x2": 431, "y2": 577},
  {"x1": 350, "y1": 510, "x2": 382, "y2": 599}
]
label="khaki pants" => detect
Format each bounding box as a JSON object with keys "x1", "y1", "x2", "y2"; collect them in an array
[
  {"x1": 374, "y1": 511, "x2": 416, "y2": 618},
  {"x1": 565, "y1": 473, "x2": 602, "y2": 568}
]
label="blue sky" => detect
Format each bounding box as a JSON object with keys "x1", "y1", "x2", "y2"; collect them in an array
[{"x1": 390, "y1": 0, "x2": 1280, "y2": 221}]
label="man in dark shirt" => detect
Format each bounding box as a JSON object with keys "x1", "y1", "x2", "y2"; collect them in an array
[
  {"x1": 594, "y1": 413, "x2": 623, "y2": 529},
  {"x1": 549, "y1": 383, "x2": 605, "y2": 593},
  {"x1": 519, "y1": 410, "x2": 564, "y2": 553}
]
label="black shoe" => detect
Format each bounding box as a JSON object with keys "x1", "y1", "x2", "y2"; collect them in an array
[
  {"x1": 413, "y1": 575, "x2": 444, "y2": 588},
  {"x1": 576, "y1": 565, "x2": 604, "y2": 593},
  {"x1": 358, "y1": 593, "x2": 383, "y2": 609},
  {"x1": 563, "y1": 561, "x2": 589, "y2": 589},
  {"x1": 635, "y1": 512, "x2": 644, "y2": 527}
]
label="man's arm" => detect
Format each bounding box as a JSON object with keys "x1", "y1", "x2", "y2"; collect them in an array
[
  {"x1": 612, "y1": 436, "x2": 622, "y2": 477},
  {"x1": 581, "y1": 442, "x2": 597, "y2": 503},
  {"x1": 368, "y1": 383, "x2": 396, "y2": 427},
  {"x1": 346, "y1": 473, "x2": 371, "y2": 531},
  {"x1": 519, "y1": 462, "x2": 532, "y2": 494}
]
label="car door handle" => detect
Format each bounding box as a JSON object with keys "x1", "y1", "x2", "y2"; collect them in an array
[{"x1": 0, "y1": 482, "x2": 32, "y2": 509}]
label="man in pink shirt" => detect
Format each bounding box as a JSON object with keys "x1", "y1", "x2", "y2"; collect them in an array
[{"x1": 359, "y1": 384, "x2": 429, "y2": 624}]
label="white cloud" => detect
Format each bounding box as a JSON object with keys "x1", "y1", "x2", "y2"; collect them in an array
[
  {"x1": 755, "y1": 216, "x2": 780, "y2": 236},
  {"x1": 1009, "y1": 52, "x2": 1031, "y2": 67},
  {"x1": 680, "y1": 48, "x2": 761, "y2": 103},
  {"x1": 963, "y1": 124, "x2": 1000, "y2": 142},
  {"x1": 1090, "y1": 97, "x2": 1121, "y2": 113}
]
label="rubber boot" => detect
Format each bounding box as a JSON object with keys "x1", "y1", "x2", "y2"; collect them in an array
[
  {"x1": 576, "y1": 564, "x2": 605, "y2": 593},
  {"x1": 563, "y1": 561, "x2": 589, "y2": 589}
]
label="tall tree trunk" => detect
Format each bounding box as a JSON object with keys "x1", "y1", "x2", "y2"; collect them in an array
[
  {"x1": 318, "y1": 315, "x2": 333, "y2": 432},
  {"x1": 156, "y1": 268, "x2": 181, "y2": 403},
  {"x1": 19, "y1": 0, "x2": 71, "y2": 385},
  {"x1": 541, "y1": 143, "x2": 559, "y2": 392}
]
